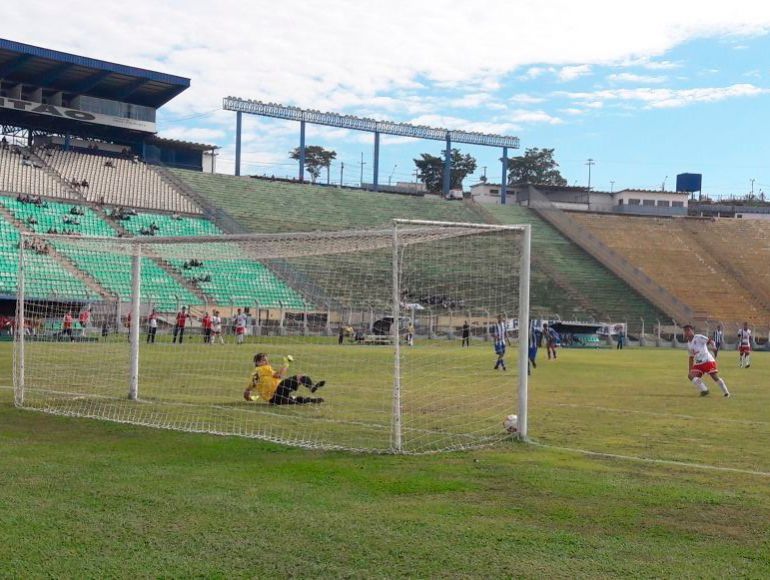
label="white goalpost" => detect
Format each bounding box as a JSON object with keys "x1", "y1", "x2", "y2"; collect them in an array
[{"x1": 13, "y1": 220, "x2": 530, "y2": 453}]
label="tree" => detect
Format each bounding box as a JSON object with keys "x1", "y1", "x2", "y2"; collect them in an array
[
  {"x1": 413, "y1": 149, "x2": 477, "y2": 194},
  {"x1": 505, "y1": 148, "x2": 567, "y2": 186},
  {"x1": 289, "y1": 145, "x2": 337, "y2": 183}
]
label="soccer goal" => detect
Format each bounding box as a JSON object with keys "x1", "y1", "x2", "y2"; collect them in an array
[{"x1": 13, "y1": 220, "x2": 530, "y2": 453}]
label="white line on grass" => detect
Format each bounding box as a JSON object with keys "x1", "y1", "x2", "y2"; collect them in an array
[{"x1": 529, "y1": 440, "x2": 770, "y2": 478}]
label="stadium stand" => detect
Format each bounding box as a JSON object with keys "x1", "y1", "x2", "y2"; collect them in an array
[
  {"x1": 169, "y1": 171, "x2": 487, "y2": 231},
  {"x1": 172, "y1": 171, "x2": 677, "y2": 327},
  {"x1": 118, "y1": 211, "x2": 221, "y2": 238},
  {"x1": 45, "y1": 149, "x2": 200, "y2": 214},
  {"x1": 117, "y1": 210, "x2": 307, "y2": 308},
  {"x1": 0, "y1": 204, "x2": 95, "y2": 300},
  {"x1": 486, "y1": 204, "x2": 666, "y2": 327},
  {"x1": 2, "y1": 196, "x2": 115, "y2": 237},
  {"x1": 681, "y1": 218, "x2": 770, "y2": 318},
  {"x1": 0, "y1": 195, "x2": 200, "y2": 311},
  {"x1": 569, "y1": 213, "x2": 770, "y2": 325},
  {"x1": 0, "y1": 146, "x2": 74, "y2": 200}
]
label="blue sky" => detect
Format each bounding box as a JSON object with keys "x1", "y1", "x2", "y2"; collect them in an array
[{"x1": 8, "y1": 1, "x2": 770, "y2": 197}]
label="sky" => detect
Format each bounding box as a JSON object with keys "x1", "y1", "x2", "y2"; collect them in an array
[{"x1": 7, "y1": 0, "x2": 770, "y2": 196}]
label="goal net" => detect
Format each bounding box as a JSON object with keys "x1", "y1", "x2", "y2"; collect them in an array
[{"x1": 13, "y1": 220, "x2": 530, "y2": 453}]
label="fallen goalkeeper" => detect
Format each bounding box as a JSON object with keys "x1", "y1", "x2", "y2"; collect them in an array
[{"x1": 244, "y1": 353, "x2": 325, "y2": 405}]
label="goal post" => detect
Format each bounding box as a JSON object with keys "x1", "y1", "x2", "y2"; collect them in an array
[{"x1": 14, "y1": 222, "x2": 530, "y2": 452}]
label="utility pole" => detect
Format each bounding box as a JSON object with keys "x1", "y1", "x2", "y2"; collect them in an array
[
  {"x1": 610, "y1": 180, "x2": 615, "y2": 193},
  {"x1": 751, "y1": 178, "x2": 755, "y2": 196},
  {"x1": 360, "y1": 152, "x2": 366, "y2": 187},
  {"x1": 482, "y1": 166, "x2": 487, "y2": 182},
  {"x1": 661, "y1": 176, "x2": 668, "y2": 192},
  {"x1": 340, "y1": 162, "x2": 344, "y2": 187},
  {"x1": 585, "y1": 158, "x2": 595, "y2": 190},
  {"x1": 388, "y1": 164, "x2": 398, "y2": 186}
]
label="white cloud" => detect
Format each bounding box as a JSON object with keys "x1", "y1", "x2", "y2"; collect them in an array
[
  {"x1": 408, "y1": 114, "x2": 521, "y2": 135},
  {"x1": 507, "y1": 110, "x2": 564, "y2": 125},
  {"x1": 562, "y1": 83, "x2": 769, "y2": 109},
  {"x1": 449, "y1": 93, "x2": 495, "y2": 108},
  {"x1": 8, "y1": 0, "x2": 769, "y2": 118},
  {"x1": 5, "y1": 0, "x2": 770, "y2": 175},
  {"x1": 509, "y1": 94, "x2": 546, "y2": 104},
  {"x1": 557, "y1": 65, "x2": 592, "y2": 82},
  {"x1": 607, "y1": 73, "x2": 667, "y2": 84},
  {"x1": 625, "y1": 58, "x2": 683, "y2": 70},
  {"x1": 559, "y1": 108, "x2": 586, "y2": 115},
  {"x1": 520, "y1": 66, "x2": 548, "y2": 80}
]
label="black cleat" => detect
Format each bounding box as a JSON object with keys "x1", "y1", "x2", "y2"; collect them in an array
[
  {"x1": 310, "y1": 380, "x2": 326, "y2": 393},
  {"x1": 700, "y1": 390, "x2": 710, "y2": 397}
]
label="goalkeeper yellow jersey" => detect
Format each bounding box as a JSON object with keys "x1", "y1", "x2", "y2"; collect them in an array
[{"x1": 248, "y1": 364, "x2": 280, "y2": 401}]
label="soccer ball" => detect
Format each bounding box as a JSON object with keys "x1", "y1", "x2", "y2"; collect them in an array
[{"x1": 503, "y1": 414, "x2": 518, "y2": 434}]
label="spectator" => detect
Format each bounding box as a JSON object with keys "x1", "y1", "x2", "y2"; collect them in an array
[
  {"x1": 210, "y1": 310, "x2": 224, "y2": 345},
  {"x1": 338, "y1": 325, "x2": 345, "y2": 345},
  {"x1": 62, "y1": 311, "x2": 74, "y2": 342},
  {"x1": 461, "y1": 320, "x2": 470, "y2": 347},
  {"x1": 234, "y1": 308, "x2": 247, "y2": 345},
  {"x1": 172, "y1": 306, "x2": 189, "y2": 344},
  {"x1": 78, "y1": 307, "x2": 91, "y2": 337},
  {"x1": 543, "y1": 323, "x2": 559, "y2": 360},
  {"x1": 201, "y1": 311, "x2": 212, "y2": 343},
  {"x1": 147, "y1": 309, "x2": 158, "y2": 343}
]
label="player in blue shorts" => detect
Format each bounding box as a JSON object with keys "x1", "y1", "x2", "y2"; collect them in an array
[{"x1": 492, "y1": 314, "x2": 511, "y2": 371}]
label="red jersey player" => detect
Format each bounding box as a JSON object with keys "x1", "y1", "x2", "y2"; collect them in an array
[
  {"x1": 683, "y1": 324, "x2": 730, "y2": 398},
  {"x1": 737, "y1": 321, "x2": 752, "y2": 369}
]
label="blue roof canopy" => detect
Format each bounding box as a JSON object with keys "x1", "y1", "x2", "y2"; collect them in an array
[{"x1": 0, "y1": 38, "x2": 189, "y2": 108}]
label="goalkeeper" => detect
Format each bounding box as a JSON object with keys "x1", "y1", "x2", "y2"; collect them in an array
[{"x1": 244, "y1": 353, "x2": 325, "y2": 405}]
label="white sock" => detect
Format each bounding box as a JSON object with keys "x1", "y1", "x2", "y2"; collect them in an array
[
  {"x1": 691, "y1": 377, "x2": 708, "y2": 393},
  {"x1": 746, "y1": 355, "x2": 751, "y2": 366},
  {"x1": 716, "y1": 378, "x2": 730, "y2": 396}
]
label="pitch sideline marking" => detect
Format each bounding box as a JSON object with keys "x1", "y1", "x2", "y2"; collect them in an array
[{"x1": 529, "y1": 440, "x2": 770, "y2": 478}]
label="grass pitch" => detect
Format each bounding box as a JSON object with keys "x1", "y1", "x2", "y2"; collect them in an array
[{"x1": 2, "y1": 342, "x2": 770, "y2": 577}]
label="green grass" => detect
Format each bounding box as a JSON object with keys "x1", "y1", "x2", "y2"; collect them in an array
[{"x1": 2, "y1": 343, "x2": 770, "y2": 577}]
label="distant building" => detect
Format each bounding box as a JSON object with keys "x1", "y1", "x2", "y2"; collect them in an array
[
  {"x1": 471, "y1": 182, "x2": 689, "y2": 216},
  {"x1": 613, "y1": 189, "x2": 689, "y2": 214}
]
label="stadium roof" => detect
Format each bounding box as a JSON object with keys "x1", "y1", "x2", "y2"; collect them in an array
[
  {"x1": 224, "y1": 97, "x2": 520, "y2": 149},
  {"x1": 0, "y1": 38, "x2": 189, "y2": 108},
  {"x1": 147, "y1": 136, "x2": 219, "y2": 152}
]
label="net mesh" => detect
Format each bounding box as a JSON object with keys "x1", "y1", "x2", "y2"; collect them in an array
[{"x1": 14, "y1": 223, "x2": 526, "y2": 453}]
